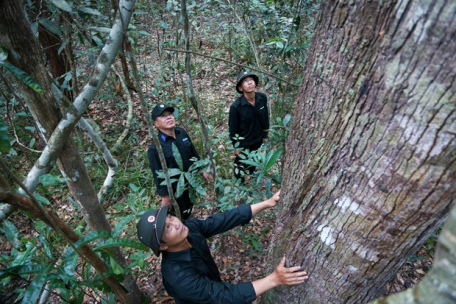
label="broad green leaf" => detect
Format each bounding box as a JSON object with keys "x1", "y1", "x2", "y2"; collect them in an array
[
  {"x1": 265, "y1": 148, "x2": 282, "y2": 171},
  {"x1": 88, "y1": 27, "x2": 111, "y2": 33},
  {"x1": 91, "y1": 36, "x2": 104, "y2": 49},
  {"x1": 224, "y1": 186, "x2": 231, "y2": 195},
  {"x1": 49, "y1": 0, "x2": 73, "y2": 12},
  {"x1": 256, "y1": 172, "x2": 264, "y2": 185},
  {"x1": 109, "y1": 256, "x2": 124, "y2": 275},
  {"x1": 39, "y1": 174, "x2": 66, "y2": 186},
  {"x1": 79, "y1": 7, "x2": 102, "y2": 16},
  {"x1": 0, "y1": 62, "x2": 43, "y2": 94},
  {"x1": 175, "y1": 174, "x2": 186, "y2": 199},
  {"x1": 63, "y1": 253, "x2": 78, "y2": 278},
  {"x1": 12, "y1": 243, "x2": 36, "y2": 266},
  {"x1": 34, "y1": 193, "x2": 50, "y2": 206},
  {"x1": 157, "y1": 168, "x2": 182, "y2": 179},
  {"x1": 0, "y1": 264, "x2": 48, "y2": 279},
  {"x1": 112, "y1": 215, "x2": 133, "y2": 238},
  {"x1": 21, "y1": 266, "x2": 51, "y2": 304},
  {"x1": 39, "y1": 234, "x2": 53, "y2": 259},
  {"x1": 188, "y1": 157, "x2": 210, "y2": 171},
  {"x1": 283, "y1": 114, "x2": 291, "y2": 126},
  {"x1": 159, "y1": 20, "x2": 169, "y2": 30},
  {"x1": 185, "y1": 173, "x2": 206, "y2": 197},
  {"x1": 12, "y1": 112, "x2": 30, "y2": 117},
  {"x1": 1, "y1": 220, "x2": 20, "y2": 247},
  {"x1": 167, "y1": 168, "x2": 182, "y2": 177},
  {"x1": 64, "y1": 230, "x2": 111, "y2": 258},
  {"x1": 129, "y1": 183, "x2": 139, "y2": 192},
  {"x1": 57, "y1": 39, "x2": 69, "y2": 55},
  {"x1": 0, "y1": 46, "x2": 7, "y2": 61},
  {"x1": 79, "y1": 273, "x2": 110, "y2": 291},
  {"x1": 251, "y1": 239, "x2": 261, "y2": 252},
  {"x1": 240, "y1": 159, "x2": 261, "y2": 168},
  {"x1": 73, "y1": 289, "x2": 84, "y2": 304},
  {"x1": 0, "y1": 118, "x2": 10, "y2": 153},
  {"x1": 28, "y1": 138, "x2": 36, "y2": 149},
  {"x1": 39, "y1": 18, "x2": 63, "y2": 36},
  {"x1": 93, "y1": 238, "x2": 148, "y2": 251},
  {"x1": 172, "y1": 143, "x2": 184, "y2": 171}
]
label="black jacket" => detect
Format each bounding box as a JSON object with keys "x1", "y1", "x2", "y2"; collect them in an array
[
  {"x1": 228, "y1": 92, "x2": 269, "y2": 148},
  {"x1": 161, "y1": 205, "x2": 256, "y2": 304},
  {"x1": 147, "y1": 127, "x2": 200, "y2": 196}
]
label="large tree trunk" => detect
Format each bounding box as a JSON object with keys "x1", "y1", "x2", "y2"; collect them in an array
[
  {"x1": 265, "y1": 0, "x2": 456, "y2": 303},
  {"x1": 0, "y1": 0, "x2": 142, "y2": 301},
  {"x1": 370, "y1": 202, "x2": 456, "y2": 304}
]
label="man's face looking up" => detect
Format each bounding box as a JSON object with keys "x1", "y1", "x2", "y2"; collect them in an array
[
  {"x1": 154, "y1": 110, "x2": 176, "y2": 130},
  {"x1": 159, "y1": 214, "x2": 189, "y2": 251}
]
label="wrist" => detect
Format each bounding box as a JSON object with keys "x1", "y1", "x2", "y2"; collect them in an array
[{"x1": 267, "y1": 272, "x2": 280, "y2": 288}]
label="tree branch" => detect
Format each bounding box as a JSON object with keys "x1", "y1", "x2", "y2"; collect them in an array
[
  {"x1": 21, "y1": 0, "x2": 135, "y2": 193},
  {"x1": 111, "y1": 66, "x2": 133, "y2": 152},
  {"x1": 162, "y1": 48, "x2": 299, "y2": 87}
]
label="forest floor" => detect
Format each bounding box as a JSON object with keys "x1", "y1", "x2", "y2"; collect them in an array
[
  {"x1": 1, "y1": 69, "x2": 438, "y2": 303},
  {"x1": 0, "y1": 31, "x2": 437, "y2": 304}
]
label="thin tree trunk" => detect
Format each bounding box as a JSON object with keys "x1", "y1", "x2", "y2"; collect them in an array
[
  {"x1": 180, "y1": 0, "x2": 217, "y2": 190},
  {"x1": 265, "y1": 0, "x2": 456, "y2": 303},
  {"x1": 126, "y1": 42, "x2": 181, "y2": 216}
]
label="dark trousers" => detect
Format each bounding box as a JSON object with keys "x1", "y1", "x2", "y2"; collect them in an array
[
  {"x1": 233, "y1": 140, "x2": 263, "y2": 182},
  {"x1": 175, "y1": 189, "x2": 193, "y2": 220}
]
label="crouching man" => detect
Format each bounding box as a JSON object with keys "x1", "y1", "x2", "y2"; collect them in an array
[{"x1": 136, "y1": 190, "x2": 308, "y2": 303}]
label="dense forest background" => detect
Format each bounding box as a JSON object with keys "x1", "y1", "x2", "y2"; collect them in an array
[{"x1": 1, "y1": 0, "x2": 452, "y2": 303}]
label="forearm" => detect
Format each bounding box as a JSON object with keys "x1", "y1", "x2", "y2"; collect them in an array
[
  {"x1": 250, "y1": 199, "x2": 273, "y2": 217},
  {"x1": 252, "y1": 273, "x2": 279, "y2": 296},
  {"x1": 252, "y1": 256, "x2": 308, "y2": 296},
  {"x1": 251, "y1": 190, "x2": 280, "y2": 217}
]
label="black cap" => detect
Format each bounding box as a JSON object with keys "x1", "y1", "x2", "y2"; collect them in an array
[
  {"x1": 136, "y1": 205, "x2": 169, "y2": 256},
  {"x1": 236, "y1": 71, "x2": 259, "y2": 94},
  {"x1": 151, "y1": 103, "x2": 175, "y2": 121}
]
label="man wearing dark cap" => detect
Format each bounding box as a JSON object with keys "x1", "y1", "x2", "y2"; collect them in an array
[
  {"x1": 148, "y1": 103, "x2": 210, "y2": 220},
  {"x1": 229, "y1": 71, "x2": 270, "y2": 182},
  {"x1": 137, "y1": 190, "x2": 308, "y2": 304}
]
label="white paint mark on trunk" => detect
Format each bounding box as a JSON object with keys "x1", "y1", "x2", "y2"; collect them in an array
[
  {"x1": 334, "y1": 195, "x2": 364, "y2": 215},
  {"x1": 317, "y1": 225, "x2": 336, "y2": 249},
  {"x1": 347, "y1": 265, "x2": 358, "y2": 272}
]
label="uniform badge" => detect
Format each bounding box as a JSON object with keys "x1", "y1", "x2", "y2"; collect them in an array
[{"x1": 147, "y1": 215, "x2": 156, "y2": 223}]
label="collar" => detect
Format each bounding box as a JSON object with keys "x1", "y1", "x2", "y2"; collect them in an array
[
  {"x1": 240, "y1": 93, "x2": 257, "y2": 106},
  {"x1": 161, "y1": 225, "x2": 195, "y2": 261},
  {"x1": 162, "y1": 246, "x2": 192, "y2": 261},
  {"x1": 158, "y1": 128, "x2": 181, "y2": 142}
]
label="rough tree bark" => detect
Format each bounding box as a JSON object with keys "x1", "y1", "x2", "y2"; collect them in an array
[
  {"x1": 371, "y1": 203, "x2": 456, "y2": 304},
  {"x1": 264, "y1": 0, "x2": 456, "y2": 303},
  {"x1": 0, "y1": 0, "x2": 142, "y2": 301}
]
